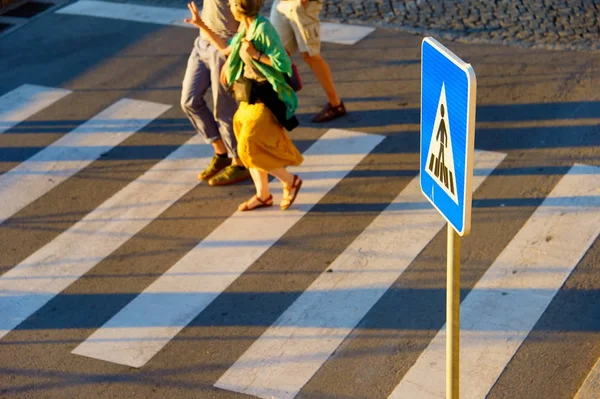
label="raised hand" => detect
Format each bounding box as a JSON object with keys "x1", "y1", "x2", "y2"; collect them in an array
[
  {"x1": 241, "y1": 39, "x2": 259, "y2": 60},
  {"x1": 183, "y1": 2, "x2": 205, "y2": 29}
]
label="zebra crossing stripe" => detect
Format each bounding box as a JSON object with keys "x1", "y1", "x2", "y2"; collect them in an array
[
  {"x1": 0, "y1": 84, "x2": 71, "y2": 134},
  {"x1": 213, "y1": 150, "x2": 506, "y2": 399},
  {"x1": 389, "y1": 163, "x2": 600, "y2": 399},
  {"x1": 0, "y1": 135, "x2": 212, "y2": 339},
  {"x1": 320, "y1": 22, "x2": 376, "y2": 46},
  {"x1": 0, "y1": 98, "x2": 170, "y2": 226},
  {"x1": 574, "y1": 357, "x2": 600, "y2": 399},
  {"x1": 57, "y1": 0, "x2": 375, "y2": 45},
  {"x1": 56, "y1": 0, "x2": 190, "y2": 28},
  {"x1": 71, "y1": 129, "x2": 385, "y2": 368}
]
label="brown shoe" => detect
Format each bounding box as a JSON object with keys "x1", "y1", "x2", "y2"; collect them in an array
[{"x1": 312, "y1": 101, "x2": 347, "y2": 123}]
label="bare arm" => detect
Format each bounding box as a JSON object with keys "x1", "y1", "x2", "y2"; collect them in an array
[
  {"x1": 241, "y1": 39, "x2": 274, "y2": 67},
  {"x1": 184, "y1": 2, "x2": 231, "y2": 56}
]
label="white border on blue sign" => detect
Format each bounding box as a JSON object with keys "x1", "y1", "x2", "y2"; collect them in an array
[{"x1": 420, "y1": 37, "x2": 477, "y2": 236}]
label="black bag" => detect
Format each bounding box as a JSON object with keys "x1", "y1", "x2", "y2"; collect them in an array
[
  {"x1": 253, "y1": 82, "x2": 299, "y2": 131},
  {"x1": 234, "y1": 77, "x2": 253, "y2": 103}
]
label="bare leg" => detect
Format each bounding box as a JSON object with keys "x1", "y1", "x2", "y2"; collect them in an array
[
  {"x1": 212, "y1": 138, "x2": 227, "y2": 155},
  {"x1": 301, "y1": 52, "x2": 341, "y2": 107},
  {"x1": 268, "y1": 167, "x2": 294, "y2": 188},
  {"x1": 238, "y1": 168, "x2": 272, "y2": 210},
  {"x1": 269, "y1": 168, "x2": 302, "y2": 210},
  {"x1": 250, "y1": 168, "x2": 270, "y2": 199}
]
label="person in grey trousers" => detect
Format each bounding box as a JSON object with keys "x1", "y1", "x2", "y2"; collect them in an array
[{"x1": 181, "y1": 0, "x2": 251, "y2": 185}]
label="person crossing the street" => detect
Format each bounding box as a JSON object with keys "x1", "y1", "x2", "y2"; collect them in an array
[
  {"x1": 180, "y1": 0, "x2": 251, "y2": 185},
  {"x1": 185, "y1": 0, "x2": 305, "y2": 212},
  {"x1": 269, "y1": 0, "x2": 347, "y2": 123}
]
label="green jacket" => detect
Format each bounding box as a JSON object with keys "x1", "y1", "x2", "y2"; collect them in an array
[{"x1": 226, "y1": 15, "x2": 298, "y2": 119}]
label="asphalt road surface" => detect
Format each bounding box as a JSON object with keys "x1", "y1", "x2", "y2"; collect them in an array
[{"x1": 0, "y1": 1, "x2": 599, "y2": 398}]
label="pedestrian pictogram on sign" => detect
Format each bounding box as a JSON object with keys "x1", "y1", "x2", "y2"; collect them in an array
[
  {"x1": 425, "y1": 84, "x2": 458, "y2": 204},
  {"x1": 420, "y1": 36, "x2": 476, "y2": 236}
]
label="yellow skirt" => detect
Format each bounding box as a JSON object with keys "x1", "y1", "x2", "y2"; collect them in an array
[{"x1": 234, "y1": 101, "x2": 304, "y2": 172}]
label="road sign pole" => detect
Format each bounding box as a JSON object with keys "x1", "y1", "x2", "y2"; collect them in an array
[
  {"x1": 420, "y1": 36, "x2": 474, "y2": 399},
  {"x1": 446, "y1": 223, "x2": 461, "y2": 399}
]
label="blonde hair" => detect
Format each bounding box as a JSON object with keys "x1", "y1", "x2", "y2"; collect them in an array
[{"x1": 233, "y1": 0, "x2": 263, "y2": 18}]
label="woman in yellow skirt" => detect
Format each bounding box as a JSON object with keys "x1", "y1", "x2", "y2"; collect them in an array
[{"x1": 185, "y1": 0, "x2": 304, "y2": 211}]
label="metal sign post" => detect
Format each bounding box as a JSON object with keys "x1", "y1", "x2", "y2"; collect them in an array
[
  {"x1": 447, "y1": 225, "x2": 460, "y2": 399},
  {"x1": 420, "y1": 37, "x2": 476, "y2": 399}
]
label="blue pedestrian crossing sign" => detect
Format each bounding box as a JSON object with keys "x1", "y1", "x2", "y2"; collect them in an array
[{"x1": 420, "y1": 37, "x2": 476, "y2": 236}]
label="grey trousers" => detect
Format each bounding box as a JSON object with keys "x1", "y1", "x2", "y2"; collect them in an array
[{"x1": 181, "y1": 37, "x2": 238, "y2": 158}]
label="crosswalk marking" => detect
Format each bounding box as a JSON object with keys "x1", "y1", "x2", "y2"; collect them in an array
[
  {"x1": 214, "y1": 150, "x2": 506, "y2": 399},
  {"x1": 0, "y1": 83, "x2": 597, "y2": 398},
  {"x1": 0, "y1": 135, "x2": 212, "y2": 339},
  {"x1": 0, "y1": 84, "x2": 71, "y2": 134},
  {"x1": 574, "y1": 357, "x2": 600, "y2": 399},
  {"x1": 0, "y1": 98, "x2": 170, "y2": 226},
  {"x1": 389, "y1": 163, "x2": 600, "y2": 399},
  {"x1": 57, "y1": 0, "x2": 375, "y2": 45},
  {"x1": 56, "y1": 0, "x2": 190, "y2": 28},
  {"x1": 71, "y1": 129, "x2": 385, "y2": 368},
  {"x1": 320, "y1": 22, "x2": 375, "y2": 46}
]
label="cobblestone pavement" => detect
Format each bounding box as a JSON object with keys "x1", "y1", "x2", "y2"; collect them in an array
[
  {"x1": 316, "y1": 0, "x2": 600, "y2": 52},
  {"x1": 113, "y1": 0, "x2": 600, "y2": 52}
]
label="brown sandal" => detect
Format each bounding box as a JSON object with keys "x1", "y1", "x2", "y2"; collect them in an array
[
  {"x1": 311, "y1": 101, "x2": 347, "y2": 123},
  {"x1": 238, "y1": 194, "x2": 273, "y2": 212},
  {"x1": 281, "y1": 175, "x2": 302, "y2": 210}
]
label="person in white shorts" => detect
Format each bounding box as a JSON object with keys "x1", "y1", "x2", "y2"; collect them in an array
[{"x1": 270, "y1": 0, "x2": 347, "y2": 123}]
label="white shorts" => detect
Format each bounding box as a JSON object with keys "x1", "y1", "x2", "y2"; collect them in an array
[{"x1": 269, "y1": 0, "x2": 323, "y2": 56}]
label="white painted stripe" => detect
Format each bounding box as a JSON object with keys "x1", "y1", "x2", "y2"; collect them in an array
[
  {"x1": 214, "y1": 150, "x2": 506, "y2": 399},
  {"x1": 574, "y1": 357, "x2": 600, "y2": 399},
  {"x1": 0, "y1": 84, "x2": 71, "y2": 134},
  {"x1": 56, "y1": 0, "x2": 190, "y2": 28},
  {"x1": 389, "y1": 164, "x2": 600, "y2": 399},
  {"x1": 0, "y1": 135, "x2": 213, "y2": 339},
  {"x1": 57, "y1": 0, "x2": 374, "y2": 45},
  {"x1": 0, "y1": 98, "x2": 170, "y2": 226},
  {"x1": 321, "y1": 22, "x2": 375, "y2": 45},
  {"x1": 71, "y1": 129, "x2": 384, "y2": 368}
]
